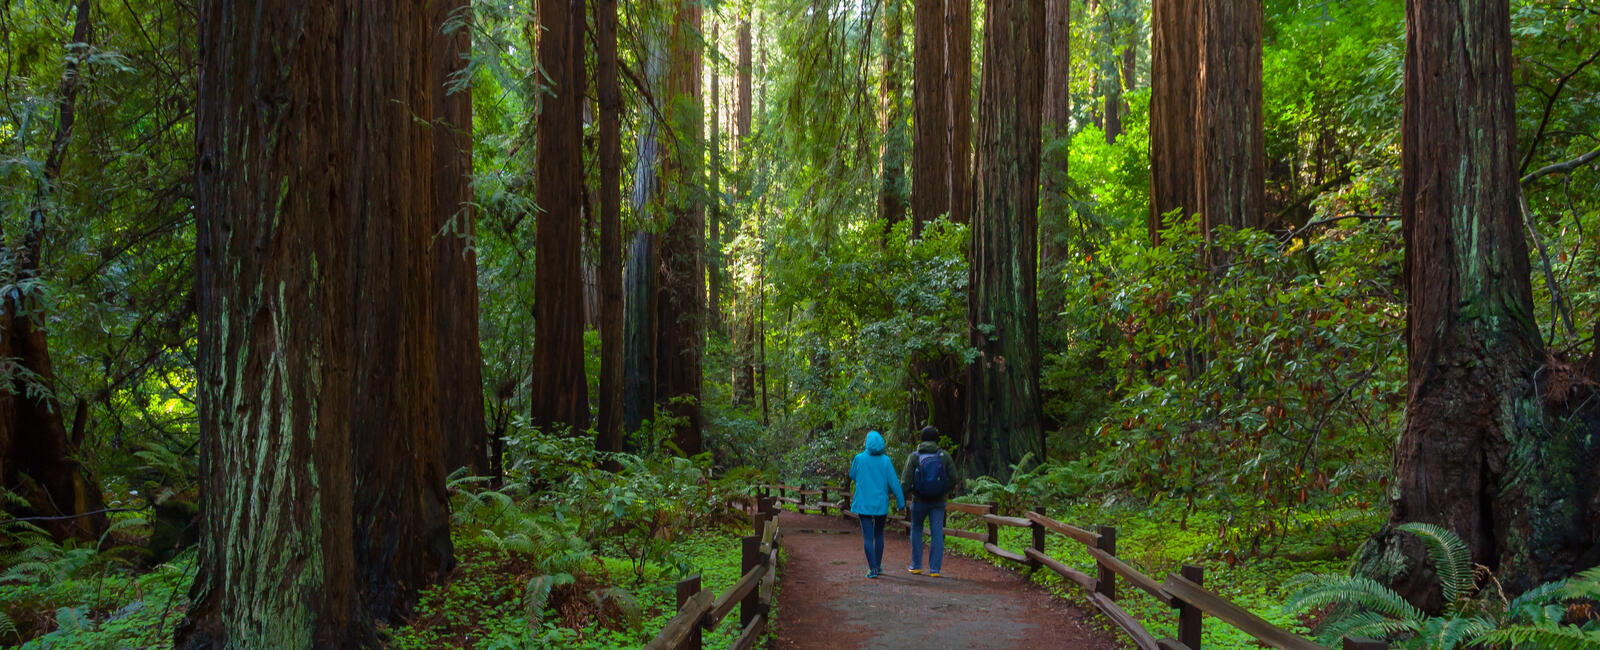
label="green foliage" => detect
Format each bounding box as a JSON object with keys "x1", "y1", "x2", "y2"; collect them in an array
[{"x1": 1286, "y1": 524, "x2": 1600, "y2": 649}]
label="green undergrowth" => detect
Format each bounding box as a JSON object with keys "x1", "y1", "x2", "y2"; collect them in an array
[
  {"x1": 0, "y1": 548, "x2": 193, "y2": 649},
  {"x1": 388, "y1": 524, "x2": 759, "y2": 649},
  {"x1": 936, "y1": 498, "x2": 1383, "y2": 649}
]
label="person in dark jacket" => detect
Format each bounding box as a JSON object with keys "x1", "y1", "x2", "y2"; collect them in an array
[
  {"x1": 900, "y1": 425, "x2": 958, "y2": 576},
  {"x1": 849, "y1": 430, "x2": 905, "y2": 578}
]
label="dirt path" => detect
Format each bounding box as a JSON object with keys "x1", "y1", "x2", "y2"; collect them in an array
[{"x1": 773, "y1": 511, "x2": 1119, "y2": 649}]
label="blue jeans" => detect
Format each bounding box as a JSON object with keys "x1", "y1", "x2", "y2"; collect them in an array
[
  {"x1": 860, "y1": 515, "x2": 887, "y2": 573},
  {"x1": 909, "y1": 501, "x2": 946, "y2": 572}
]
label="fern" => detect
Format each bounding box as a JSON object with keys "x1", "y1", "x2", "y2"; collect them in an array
[
  {"x1": 1396, "y1": 522, "x2": 1473, "y2": 605},
  {"x1": 1473, "y1": 624, "x2": 1600, "y2": 650},
  {"x1": 0, "y1": 610, "x2": 14, "y2": 642},
  {"x1": 1411, "y1": 615, "x2": 1495, "y2": 650},
  {"x1": 1284, "y1": 574, "x2": 1426, "y2": 622}
]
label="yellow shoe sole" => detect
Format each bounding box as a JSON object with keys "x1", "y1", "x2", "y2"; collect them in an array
[
  {"x1": 928, "y1": 572, "x2": 941, "y2": 578},
  {"x1": 907, "y1": 568, "x2": 923, "y2": 575}
]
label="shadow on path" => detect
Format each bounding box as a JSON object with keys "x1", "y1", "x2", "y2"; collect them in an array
[{"x1": 774, "y1": 510, "x2": 1118, "y2": 649}]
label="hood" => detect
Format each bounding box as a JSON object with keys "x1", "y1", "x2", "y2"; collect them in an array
[
  {"x1": 917, "y1": 441, "x2": 941, "y2": 453},
  {"x1": 864, "y1": 431, "x2": 886, "y2": 455}
]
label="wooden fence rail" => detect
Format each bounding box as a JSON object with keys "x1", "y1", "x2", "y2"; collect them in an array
[
  {"x1": 644, "y1": 496, "x2": 782, "y2": 650},
  {"x1": 762, "y1": 484, "x2": 1384, "y2": 650}
]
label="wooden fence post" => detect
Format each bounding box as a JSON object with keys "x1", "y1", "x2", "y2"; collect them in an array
[
  {"x1": 1342, "y1": 636, "x2": 1387, "y2": 649},
  {"x1": 799, "y1": 487, "x2": 807, "y2": 512},
  {"x1": 1096, "y1": 525, "x2": 1117, "y2": 601},
  {"x1": 1178, "y1": 564, "x2": 1203, "y2": 650},
  {"x1": 740, "y1": 535, "x2": 761, "y2": 629},
  {"x1": 1029, "y1": 505, "x2": 1046, "y2": 571},
  {"x1": 820, "y1": 487, "x2": 830, "y2": 515},
  {"x1": 676, "y1": 574, "x2": 702, "y2": 650},
  {"x1": 985, "y1": 501, "x2": 999, "y2": 546}
]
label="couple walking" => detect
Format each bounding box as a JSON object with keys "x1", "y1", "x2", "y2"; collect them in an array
[{"x1": 847, "y1": 426, "x2": 959, "y2": 578}]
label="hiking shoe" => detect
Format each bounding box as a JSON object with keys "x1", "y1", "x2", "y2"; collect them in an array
[
  {"x1": 928, "y1": 572, "x2": 942, "y2": 578},
  {"x1": 867, "y1": 570, "x2": 880, "y2": 578},
  {"x1": 907, "y1": 568, "x2": 924, "y2": 575}
]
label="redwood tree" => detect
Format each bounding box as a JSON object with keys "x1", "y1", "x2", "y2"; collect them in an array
[
  {"x1": 1361, "y1": 0, "x2": 1600, "y2": 598},
  {"x1": 965, "y1": 0, "x2": 1045, "y2": 479},
  {"x1": 433, "y1": 0, "x2": 490, "y2": 476},
  {"x1": 1148, "y1": 0, "x2": 1197, "y2": 242},
  {"x1": 946, "y1": 0, "x2": 972, "y2": 226},
  {"x1": 596, "y1": 0, "x2": 624, "y2": 457},
  {"x1": 531, "y1": 0, "x2": 591, "y2": 434},
  {"x1": 1194, "y1": 0, "x2": 1264, "y2": 239},
  {"x1": 912, "y1": 0, "x2": 948, "y2": 236},
  {"x1": 655, "y1": 0, "x2": 707, "y2": 455},
  {"x1": 183, "y1": 0, "x2": 457, "y2": 643}
]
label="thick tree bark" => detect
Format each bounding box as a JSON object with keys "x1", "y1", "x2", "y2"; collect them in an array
[
  {"x1": 655, "y1": 0, "x2": 706, "y2": 455},
  {"x1": 623, "y1": 41, "x2": 665, "y2": 437},
  {"x1": 531, "y1": 0, "x2": 591, "y2": 434},
  {"x1": 965, "y1": 0, "x2": 1045, "y2": 480},
  {"x1": 1363, "y1": 0, "x2": 1600, "y2": 598},
  {"x1": 183, "y1": 0, "x2": 457, "y2": 642},
  {"x1": 946, "y1": 0, "x2": 972, "y2": 227},
  {"x1": 1194, "y1": 0, "x2": 1264, "y2": 241},
  {"x1": 0, "y1": 0, "x2": 106, "y2": 543},
  {"x1": 597, "y1": 0, "x2": 624, "y2": 458},
  {"x1": 738, "y1": 20, "x2": 753, "y2": 144},
  {"x1": 1148, "y1": 0, "x2": 1197, "y2": 243},
  {"x1": 912, "y1": 0, "x2": 948, "y2": 236},
  {"x1": 432, "y1": 0, "x2": 489, "y2": 477}
]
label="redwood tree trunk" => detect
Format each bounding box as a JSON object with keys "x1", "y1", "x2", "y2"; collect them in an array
[
  {"x1": 946, "y1": 0, "x2": 972, "y2": 227},
  {"x1": 1148, "y1": 0, "x2": 1197, "y2": 242},
  {"x1": 655, "y1": 0, "x2": 705, "y2": 455},
  {"x1": 531, "y1": 0, "x2": 591, "y2": 434},
  {"x1": 912, "y1": 0, "x2": 948, "y2": 235},
  {"x1": 1194, "y1": 0, "x2": 1264, "y2": 240},
  {"x1": 596, "y1": 0, "x2": 625, "y2": 458},
  {"x1": 184, "y1": 0, "x2": 439, "y2": 643},
  {"x1": 433, "y1": 0, "x2": 490, "y2": 477},
  {"x1": 0, "y1": 0, "x2": 106, "y2": 543},
  {"x1": 1039, "y1": 0, "x2": 1071, "y2": 273},
  {"x1": 1367, "y1": 0, "x2": 1600, "y2": 597},
  {"x1": 965, "y1": 0, "x2": 1045, "y2": 480}
]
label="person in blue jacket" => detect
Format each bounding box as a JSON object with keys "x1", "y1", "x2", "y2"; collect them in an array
[{"x1": 848, "y1": 430, "x2": 905, "y2": 578}]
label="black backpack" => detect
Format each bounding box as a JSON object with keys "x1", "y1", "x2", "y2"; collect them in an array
[{"x1": 913, "y1": 451, "x2": 951, "y2": 498}]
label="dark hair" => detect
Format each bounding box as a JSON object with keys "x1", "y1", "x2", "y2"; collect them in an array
[{"x1": 920, "y1": 425, "x2": 940, "y2": 442}]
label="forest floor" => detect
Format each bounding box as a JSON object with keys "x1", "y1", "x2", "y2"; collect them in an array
[{"x1": 773, "y1": 510, "x2": 1118, "y2": 649}]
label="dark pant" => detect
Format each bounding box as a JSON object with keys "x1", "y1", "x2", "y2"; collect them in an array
[
  {"x1": 909, "y1": 501, "x2": 946, "y2": 572},
  {"x1": 859, "y1": 515, "x2": 887, "y2": 573}
]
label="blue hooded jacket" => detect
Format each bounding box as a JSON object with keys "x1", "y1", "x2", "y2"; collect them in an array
[{"x1": 848, "y1": 431, "x2": 905, "y2": 516}]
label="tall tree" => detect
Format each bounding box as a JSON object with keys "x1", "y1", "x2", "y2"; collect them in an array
[
  {"x1": 965, "y1": 0, "x2": 1045, "y2": 479},
  {"x1": 182, "y1": 0, "x2": 453, "y2": 643},
  {"x1": 531, "y1": 0, "x2": 591, "y2": 434},
  {"x1": 1148, "y1": 0, "x2": 1197, "y2": 242},
  {"x1": 707, "y1": 23, "x2": 725, "y2": 337},
  {"x1": 656, "y1": 0, "x2": 707, "y2": 455},
  {"x1": 912, "y1": 0, "x2": 948, "y2": 236},
  {"x1": 1039, "y1": 0, "x2": 1071, "y2": 276},
  {"x1": 731, "y1": 12, "x2": 758, "y2": 407},
  {"x1": 433, "y1": 0, "x2": 490, "y2": 476},
  {"x1": 1194, "y1": 0, "x2": 1264, "y2": 239},
  {"x1": 596, "y1": 0, "x2": 625, "y2": 458},
  {"x1": 0, "y1": 0, "x2": 107, "y2": 543},
  {"x1": 1361, "y1": 0, "x2": 1600, "y2": 598},
  {"x1": 946, "y1": 0, "x2": 972, "y2": 226}
]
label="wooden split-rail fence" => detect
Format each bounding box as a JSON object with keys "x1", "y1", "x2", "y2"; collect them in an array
[
  {"x1": 763, "y1": 484, "x2": 1388, "y2": 650},
  {"x1": 643, "y1": 496, "x2": 783, "y2": 650}
]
